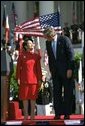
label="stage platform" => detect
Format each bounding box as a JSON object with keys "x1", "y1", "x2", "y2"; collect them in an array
[{"x1": 1, "y1": 115, "x2": 84, "y2": 125}]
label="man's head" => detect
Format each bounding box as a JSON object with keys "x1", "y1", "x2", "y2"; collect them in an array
[{"x1": 43, "y1": 27, "x2": 57, "y2": 41}]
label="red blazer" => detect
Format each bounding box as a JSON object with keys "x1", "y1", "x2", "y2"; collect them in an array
[{"x1": 16, "y1": 50, "x2": 42, "y2": 85}]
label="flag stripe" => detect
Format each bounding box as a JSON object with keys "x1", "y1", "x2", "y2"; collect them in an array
[{"x1": 22, "y1": 18, "x2": 39, "y2": 26}]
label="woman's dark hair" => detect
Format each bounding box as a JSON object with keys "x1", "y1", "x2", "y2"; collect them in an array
[
  {"x1": 23, "y1": 38, "x2": 34, "y2": 51},
  {"x1": 23, "y1": 41, "x2": 28, "y2": 51},
  {"x1": 23, "y1": 35, "x2": 34, "y2": 51},
  {"x1": 23, "y1": 35, "x2": 33, "y2": 42}
]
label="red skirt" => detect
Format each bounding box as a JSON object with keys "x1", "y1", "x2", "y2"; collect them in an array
[{"x1": 19, "y1": 84, "x2": 39, "y2": 100}]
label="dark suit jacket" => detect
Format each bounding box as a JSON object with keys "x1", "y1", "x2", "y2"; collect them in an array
[{"x1": 46, "y1": 35, "x2": 75, "y2": 78}]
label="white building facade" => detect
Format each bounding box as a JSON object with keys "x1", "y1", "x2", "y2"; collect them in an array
[{"x1": 1, "y1": 1, "x2": 84, "y2": 34}]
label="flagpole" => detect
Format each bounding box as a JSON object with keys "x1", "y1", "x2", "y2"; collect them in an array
[{"x1": 37, "y1": 36, "x2": 41, "y2": 49}]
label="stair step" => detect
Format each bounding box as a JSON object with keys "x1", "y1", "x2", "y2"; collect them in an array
[
  {"x1": 16, "y1": 109, "x2": 22, "y2": 119},
  {"x1": 9, "y1": 101, "x2": 19, "y2": 110},
  {"x1": 9, "y1": 101, "x2": 22, "y2": 120}
]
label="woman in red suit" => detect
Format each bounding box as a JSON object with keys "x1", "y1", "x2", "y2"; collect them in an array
[{"x1": 16, "y1": 37, "x2": 42, "y2": 120}]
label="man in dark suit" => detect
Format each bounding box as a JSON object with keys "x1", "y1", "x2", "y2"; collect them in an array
[{"x1": 43, "y1": 27, "x2": 75, "y2": 119}]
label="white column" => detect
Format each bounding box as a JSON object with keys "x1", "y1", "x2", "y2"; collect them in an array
[
  {"x1": 82, "y1": 31, "x2": 84, "y2": 49},
  {"x1": 39, "y1": 1, "x2": 54, "y2": 16},
  {"x1": 78, "y1": 28, "x2": 82, "y2": 40},
  {"x1": 26, "y1": 1, "x2": 34, "y2": 19},
  {"x1": 14, "y1": 1, "x2": 27, "y2": 24},
  {"x1": 78, "y1": 59, "x2": 82, "y2": 84}
]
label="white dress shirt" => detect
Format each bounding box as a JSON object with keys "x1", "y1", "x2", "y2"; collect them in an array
[{"x1": 51, "y1": 35, "x2": 57, "y2": 58}]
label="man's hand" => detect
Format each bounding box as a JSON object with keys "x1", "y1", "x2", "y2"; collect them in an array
[{"x1": 67, "y1": 69, "x2": 72, "y2": 79}]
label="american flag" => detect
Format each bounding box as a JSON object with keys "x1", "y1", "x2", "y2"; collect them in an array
[
  {"x1": 5, "y1": 15, "x2": 10, "y2": 43},
  {"x1": 2, "y1": 5, "x2": 6, "y2": 28},
  {"x1": 14, "y1": 11, "x2": 62, "y2": 37},
  {"x1": 2, "y1": 5, "x2": 10, "y2": 43}
]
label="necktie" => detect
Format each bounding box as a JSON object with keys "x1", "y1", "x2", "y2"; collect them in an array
[{"x1": 52, "y1": 41, "x2": 56, "y2": 58}]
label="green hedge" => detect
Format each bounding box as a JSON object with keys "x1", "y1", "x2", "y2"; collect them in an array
[
  {"x1": 74, "y1": 52, "x2": 83, "y2": 81},
  {"x1": 9, "y1": 64, "x2": 19, "y2": 100}
]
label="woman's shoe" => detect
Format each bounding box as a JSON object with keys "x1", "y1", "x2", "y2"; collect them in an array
[
  {"x1": 24, "y1": 116, "x2": 28, "y2": 120},
  {"x1": 30, "y1": 116, "x2": 35, "y2": 120}
]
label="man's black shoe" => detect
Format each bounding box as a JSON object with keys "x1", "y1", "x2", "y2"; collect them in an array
[
  {"x1": 64, "y1": 115, "x2": 70, "y2": 119},
  {"x1": 54, "y1": 115, "x2": 60, "y2": 120}
]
